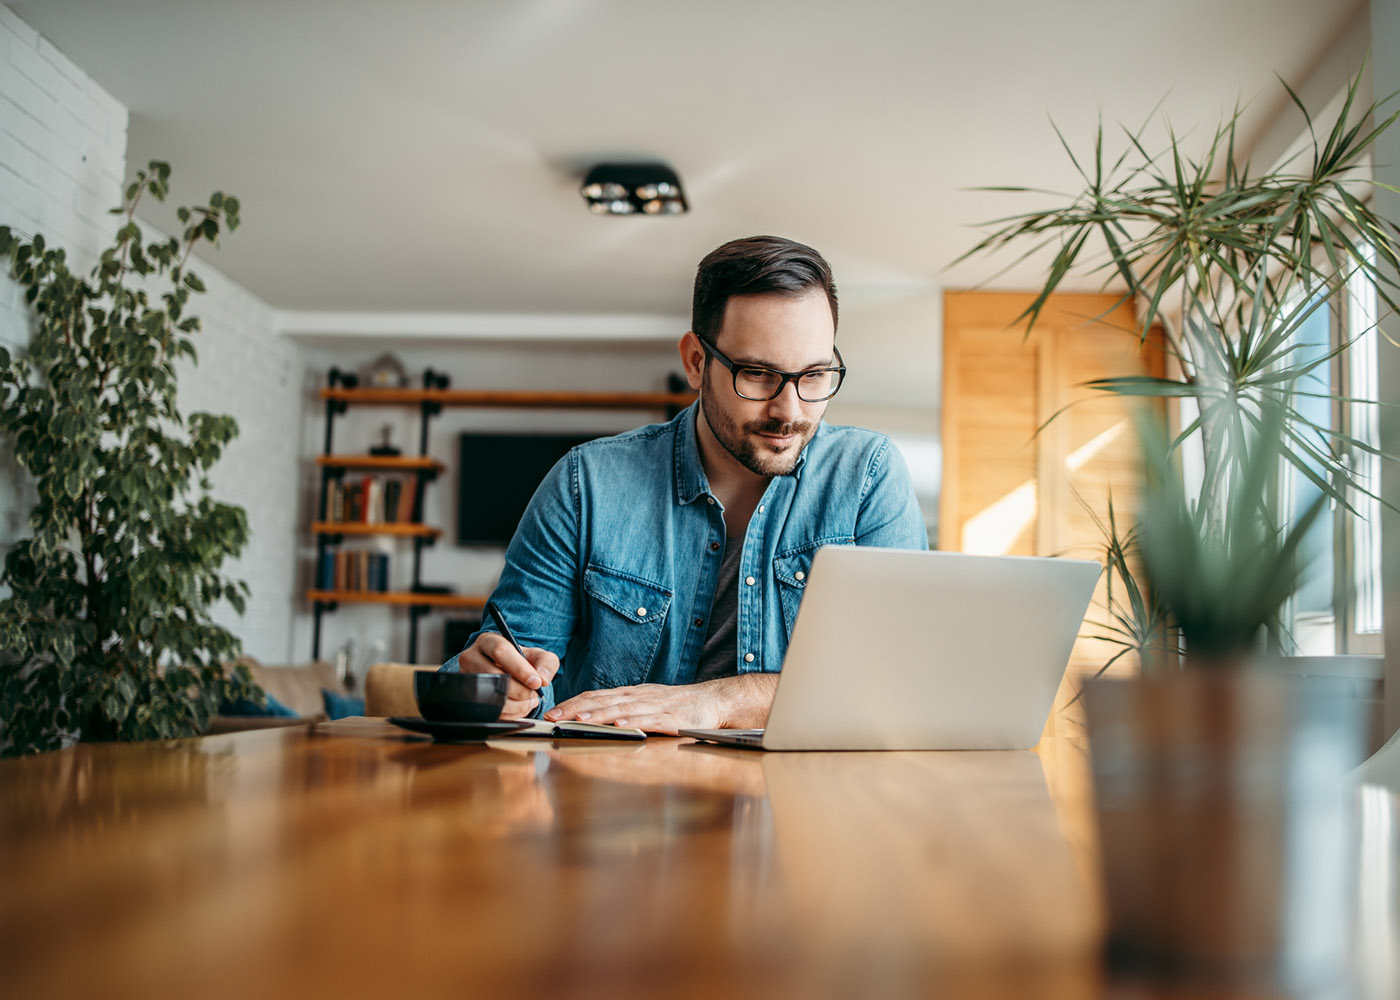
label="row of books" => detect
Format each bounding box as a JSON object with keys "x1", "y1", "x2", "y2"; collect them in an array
[
  {"x1": 317, "y1": 549, "x2": 391, "y2": 592},
  {"x1": 324, "y1": 476, "x2": 418, "y2": 524}
]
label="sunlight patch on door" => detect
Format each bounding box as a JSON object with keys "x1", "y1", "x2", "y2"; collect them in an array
[
  {"x1": 1065, "y1": 420, "x2": 1126, "y2": 471},
  {"x1": 961, "y1": 481, "x2": 1037, "y2": 555}
]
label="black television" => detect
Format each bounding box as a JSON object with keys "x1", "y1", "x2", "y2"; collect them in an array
[{"x1": 457, "y1": 432, "x2": 600, "y2": 545}]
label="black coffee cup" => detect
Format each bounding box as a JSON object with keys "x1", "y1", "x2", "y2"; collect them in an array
[{"x1": 413, "y1": 671, "x2": 508, "y2": 722}]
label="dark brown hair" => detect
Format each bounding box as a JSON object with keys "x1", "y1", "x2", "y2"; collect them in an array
[{"x1": 691, "y1": 235, "x2": 838, "y2": 347}]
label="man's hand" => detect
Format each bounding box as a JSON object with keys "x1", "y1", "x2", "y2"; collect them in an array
[
  {"x1": 455, "y1": 632, "x2": 560, "y2": 720},
  {"x1": 546, "y1": 673, "x2": 779, "y2": 735}
]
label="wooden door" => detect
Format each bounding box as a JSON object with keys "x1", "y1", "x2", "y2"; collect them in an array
[{"x1": 942, "y1": 292, "x2": 1165, "y2": 714}]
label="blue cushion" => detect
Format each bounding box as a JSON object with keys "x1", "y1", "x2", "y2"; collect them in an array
[
  {"x1": 322, "y1": 688, "x2": 365, "y2": 720},
  {"x1": 220, "y1": 690, "x2": 298, "y2": 717}
]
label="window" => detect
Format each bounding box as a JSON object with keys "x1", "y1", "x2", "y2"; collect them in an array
[
  {"x1": 1278, "y1": 251, "x2": 1383, "y2": 656},
  {"x1": 1344, "y1": 249, "x2": 1383, "y2": 646}
]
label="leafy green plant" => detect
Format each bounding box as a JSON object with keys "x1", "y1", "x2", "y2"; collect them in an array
[
  {"x1": 959, "y1": 68, "x2": 1400, "y2": 519},
  {"x1": 1073, "y1": 489, "x2": 1177, "y2": 690},
  {"x1": 1136, "y1": 396, "x2": 1328, "y2": 662},
  {"x1": 959, "y1": 68, "x2": 1399, "y2": 668},
  {"x1": 0, "y1": 161, "x2": 256, "y2": 756}
]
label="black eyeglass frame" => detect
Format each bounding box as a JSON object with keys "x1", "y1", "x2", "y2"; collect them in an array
[{"x1": 700, "y1": 341, "x2": 847, "y2": 402}]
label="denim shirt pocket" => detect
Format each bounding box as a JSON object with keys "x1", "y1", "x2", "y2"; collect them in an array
[
  {"x1": 773, "y1": 550, "x2": 815, "y2": 639},
  {"x1": 581, "y1": 565, "x2": 673, "y2": 687},
  {"x1": 774, "y1": 540, "x2": 854, "y2": 639}
]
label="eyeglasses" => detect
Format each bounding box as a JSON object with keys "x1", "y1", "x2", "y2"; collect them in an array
[{"x1": 701, "y1": 341, "x2": 846, "y2": 402}]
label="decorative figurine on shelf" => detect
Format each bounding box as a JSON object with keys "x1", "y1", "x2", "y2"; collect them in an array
[
  {"x1": 360, "y1": 353, "x2": 409, "y2": 389},
  {"x1": 369, "y1": 424, "x2": 401, "y2": 457}
]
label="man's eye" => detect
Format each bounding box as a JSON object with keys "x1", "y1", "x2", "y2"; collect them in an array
[{"x1": 738, "y1": 368, "x2": 777, "y2": 381}]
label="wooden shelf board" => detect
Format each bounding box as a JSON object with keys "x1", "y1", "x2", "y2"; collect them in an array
[
  {"x1": 315, "y1": 455, "x2": 445, "y2": 472},
  {"x1": 308, "y1": 590, "x2": 489, "y2": 608},
  {"x1": 320, "y1": 387, "x2": 696, "y2": 410},
  {"x1": 312, "y1": 522, "x2": 442, "y2": 538}
]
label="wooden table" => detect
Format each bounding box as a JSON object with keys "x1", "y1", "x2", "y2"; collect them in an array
[{"x1": 0, "y1": 719, "x2": 1394, "y2": 999}]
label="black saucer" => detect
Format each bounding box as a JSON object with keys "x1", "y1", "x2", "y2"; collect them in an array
[{"x1": 388, "y1": 717, "x2": 532, "y2": 742}]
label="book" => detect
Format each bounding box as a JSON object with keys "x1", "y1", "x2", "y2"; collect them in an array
[
  {"x1": 326, "y1": 480, "x2": 346, "y2": 523},
  {"x1": 317, "y1": 550, "x2": 335, "y2": 590},
  {"x1": 397, "y1": 478, "x2": 418, "y2": 522},
  {"x1": 383, "y1": 479, "x2": 402, "y2": 523},
  {"x1": 500, "y1": 719, "x2": 647, "y2": 741},
  {"x1": 369, "y1": 550, "x2": 390, "y2": 592},
  {"x1": 365, "y1": 476, "x2": 383, "y2": 524}
]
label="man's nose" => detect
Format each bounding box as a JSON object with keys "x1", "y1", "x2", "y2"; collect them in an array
[{"x1": 765, "y1": 379, "x2": 805, "y2": 422}]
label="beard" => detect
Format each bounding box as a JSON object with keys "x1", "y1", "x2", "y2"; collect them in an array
[{"x1": 700, "y1": 368, "x2": 817, "y2": 477}]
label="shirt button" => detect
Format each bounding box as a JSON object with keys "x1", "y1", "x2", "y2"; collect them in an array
[
  {"x1": 636, "y1": 607, "x2": 647, "y2": 617},
  {"x1": 709, "y1": 541, "x2": 720, "y2": 552},
  {"x1": 693, "y1": 617, "x2": 704, "y2": 627},
  {"x1": 758, "y1": 504, "x2": 765, "y2": 513},
  {"x1": 744, "y1": 653, "x2": 755, "y2": 663},
  {"x1": 795, "y1": 571, "x2": 805, "y2": 581},
  {"x1": 706, "y1": 497, "x2": 715, "y2": 505},
  {"x1": 745, "y1": 576, "x2": 755, "y2": 586}
]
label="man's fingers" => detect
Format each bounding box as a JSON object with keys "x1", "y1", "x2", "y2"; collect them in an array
[
  {"x1": 501, "y1": 693, "x2": 540, "y2": 720},
  {"x1": 526, "y1": 648, "x2": 561, "y2": 686},
  {"x1": 570, "y1": 700, "x2": 655, "y2": 726},
  {"x1": 547, "y1": 684, "x2": 651, "y2": 720},
  {"x1": 548, "y1": 691, "x2": 613, "y2": 720},
  {"x1": 476, "y1": 633, "x2": 548, "y2": 690}
]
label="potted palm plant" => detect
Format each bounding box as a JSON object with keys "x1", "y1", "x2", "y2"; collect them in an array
[{"x1": 959, "y1": 70, "x2": 1399, "y2": 989}]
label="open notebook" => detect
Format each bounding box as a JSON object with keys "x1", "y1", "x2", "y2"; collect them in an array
[{"x1": 507, "y1": 718, "x2": 646, "y2": 741}]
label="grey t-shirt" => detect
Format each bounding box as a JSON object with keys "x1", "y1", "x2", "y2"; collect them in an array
[{"x1": 693, "y1": 535, "x2": 742, "y2": 682}]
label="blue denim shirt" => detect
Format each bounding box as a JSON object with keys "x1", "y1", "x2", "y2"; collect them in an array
[{"x1": 441, "y1": 402, "x2": 927, "y2": 712}]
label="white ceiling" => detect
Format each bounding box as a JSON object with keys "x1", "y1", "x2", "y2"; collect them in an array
[{"x1": 9, "y1": 0, "x2": 1367, "y2": 315}]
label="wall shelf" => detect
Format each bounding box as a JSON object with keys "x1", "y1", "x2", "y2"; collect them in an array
[
  {"x1": 319, "y1": 387, "x2": 695, "y2": 410},
  {"x1": 309, "y1": 366, "x2": 694, "y2": 663},
  {"x1": 312, "y1": 522, "x2": 442, "y2": 539},
  {"x1": 307, "y1": 590, "x2": 489, "y2": 609},
  {"x1": 315, "y1": 455, "x2": 447, "y2": 473}
]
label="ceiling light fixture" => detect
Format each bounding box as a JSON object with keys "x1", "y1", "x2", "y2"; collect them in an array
[{"x1": 581, "y1": 162, "x2": 688, "y2": 216}]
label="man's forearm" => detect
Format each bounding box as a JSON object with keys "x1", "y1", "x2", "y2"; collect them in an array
[{"x1": 708, "y1": 672, "x2": 780, "y2": 729}]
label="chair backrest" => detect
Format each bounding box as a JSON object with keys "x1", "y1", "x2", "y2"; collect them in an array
[{"x1": 363, "y1": 662, "x2": 440, "y2": 717}]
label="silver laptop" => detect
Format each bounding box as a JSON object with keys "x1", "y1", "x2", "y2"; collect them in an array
[{"x1": 680, "y1": 547, "x2": 1100, "y2": 751}]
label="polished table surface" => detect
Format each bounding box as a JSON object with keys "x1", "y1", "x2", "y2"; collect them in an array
[{"x1": 0, "y1": 718, "x2": 1395, "y2": 999}]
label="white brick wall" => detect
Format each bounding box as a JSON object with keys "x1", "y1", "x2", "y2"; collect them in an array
[
  {"x1": 0, "y1": 3, "x2": 127, "y2": 549},
  {"x1": 0, "y1": 5, "x2": 305, "y2": 661},
  {"x1": 165, "y1": 227, "x2": 305, "y2": 662}
]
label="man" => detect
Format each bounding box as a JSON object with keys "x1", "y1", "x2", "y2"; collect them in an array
[{"x1": 443, "y1": 235, "x2": 927, "y2": 732}]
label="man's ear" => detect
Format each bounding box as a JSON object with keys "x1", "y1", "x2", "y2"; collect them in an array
[{"x1": 678, "y1": 331, "x2": 706, "y2": 391}]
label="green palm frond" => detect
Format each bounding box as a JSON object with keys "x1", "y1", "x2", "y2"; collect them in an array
[{"x1": 960, "y1": 65, "x2": 1397, "y2": 674}]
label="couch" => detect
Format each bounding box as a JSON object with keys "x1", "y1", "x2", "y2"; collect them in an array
[{"x1": 205, "y1": 657, "x2": 342, "y2": 734}]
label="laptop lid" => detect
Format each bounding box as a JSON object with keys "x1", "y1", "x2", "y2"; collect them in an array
[{"x1": 755, "y1": 547, "x2": 1100, "y2": 751}]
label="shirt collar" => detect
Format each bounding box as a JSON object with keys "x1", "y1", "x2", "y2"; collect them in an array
[{"x1": 674, "y1": 402, "x2": 710, "y2": 504}]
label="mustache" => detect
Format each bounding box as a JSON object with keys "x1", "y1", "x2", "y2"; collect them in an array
[{"x1": 746, "y1": 418, "x2": 813, "y2": 436}]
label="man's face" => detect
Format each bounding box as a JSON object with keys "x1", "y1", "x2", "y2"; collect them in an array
[{"x1": 699, "y1": 290, "x2": 836, "y2": 478}]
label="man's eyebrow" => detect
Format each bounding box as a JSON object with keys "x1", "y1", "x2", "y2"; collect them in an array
[{"x1": 731, "y1": 355, "x2": 836, "y2": 370}]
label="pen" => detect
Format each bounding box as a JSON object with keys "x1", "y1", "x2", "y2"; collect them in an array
[{"x1": 485, "y1": 600, "x2": 542, "y2": 689}]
